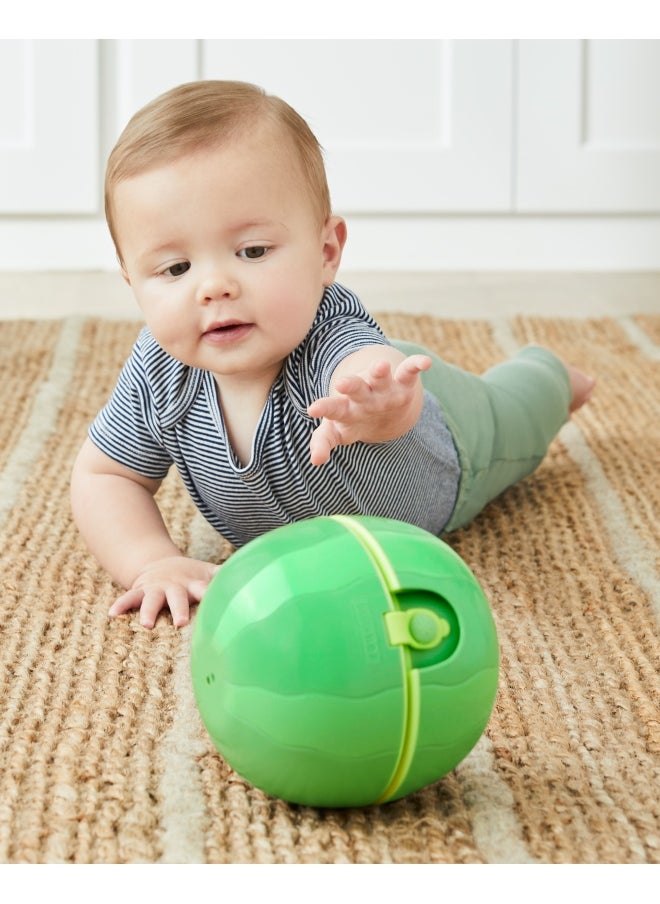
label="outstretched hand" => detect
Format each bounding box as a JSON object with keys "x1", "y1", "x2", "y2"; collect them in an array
[{"x1": 307, "y1": 353, "x2": 431, "y2": 466}]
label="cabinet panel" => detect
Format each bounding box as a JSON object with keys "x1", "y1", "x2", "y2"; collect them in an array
[
  {"x1": 585, "y1": 41, "x2": 660, "y2": 146},
  {"x1": 0, "y1": 40, "x2": 99, "y2": 214},
  {"x1": 202, "y1": 39, "x2": 513, "y2": 212},
  {"x1": 112, "y1": 40, "x2": 200, "y2": 139},
  {"x1": 517, "y1": 40, "x2": 660, "y2": 212}
]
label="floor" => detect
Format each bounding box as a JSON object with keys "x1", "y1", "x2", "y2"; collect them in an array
[{"x1": 0, "y1": 270, "x2": 659, "y2": 319}]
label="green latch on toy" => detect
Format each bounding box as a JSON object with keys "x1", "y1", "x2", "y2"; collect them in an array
[{"x1": 384, "y1": 608, "x2": 451, "y2": 650}]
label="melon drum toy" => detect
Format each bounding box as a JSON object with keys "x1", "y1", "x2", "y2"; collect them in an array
[{"x1": 191, "y1": 515, "x2": 499, "y2": 808}]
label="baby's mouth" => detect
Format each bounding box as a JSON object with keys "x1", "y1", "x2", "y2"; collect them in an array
[{"x1": 203, "y1": 321, "x2": 253, "y2": 343}]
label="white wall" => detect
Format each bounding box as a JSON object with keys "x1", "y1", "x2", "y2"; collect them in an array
[{"x1": 1, "y1": 38, "x2": 660, "y2": 271}]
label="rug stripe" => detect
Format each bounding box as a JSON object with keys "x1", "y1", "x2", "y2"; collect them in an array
[
  {"x1": 157, "y1": 623, "x2": 209, "y2": 864},
  {"x1": 560, "y1": 420, "x2": 660, "y2": 625},
  {"x1": 157, "y1": 512, "x2": 220, "y2": 864},
  {"x1": 0, "y1": 317, "x2": 83, "y2": 532},
  {"x1": 617, "y1": 315, "x2": 660, "y2": 360},
  {"x1": 455, "y1": 735, "x2": 538, "y2": 863}
]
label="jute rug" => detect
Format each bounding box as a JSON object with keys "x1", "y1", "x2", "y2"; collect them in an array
[{"x1": 0, "y1": 312, "x2": 658, "y2": 864}]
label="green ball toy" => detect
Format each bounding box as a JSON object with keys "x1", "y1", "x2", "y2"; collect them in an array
[{"x1": 191, "y1": 515, "x2": 499, "y2": 808}]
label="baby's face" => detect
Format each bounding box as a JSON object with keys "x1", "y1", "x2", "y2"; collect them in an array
[{"x1": 112, "y1": 124, "x2": 345, "y2": 393}]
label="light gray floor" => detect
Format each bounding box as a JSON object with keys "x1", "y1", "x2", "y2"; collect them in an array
[{"x1": 0, "y1": 270, "x2": 659, "y2": 319}]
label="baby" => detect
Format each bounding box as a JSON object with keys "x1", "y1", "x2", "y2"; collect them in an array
[{"x1": 71, "y1": 80, "x2": 594, "y2": 629}]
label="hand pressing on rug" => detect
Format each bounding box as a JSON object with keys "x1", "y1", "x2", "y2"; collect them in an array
[
  {"x1": 71, "y1": 438, "x2": 219, "y2": 629},
  {"x1": 108, "y1": 556, "x2": 219, "y2": 629}
]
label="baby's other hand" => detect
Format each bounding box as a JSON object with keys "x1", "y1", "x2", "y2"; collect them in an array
[{"x1": 109, "y1": 556, "x2": 220, "y2": 629}]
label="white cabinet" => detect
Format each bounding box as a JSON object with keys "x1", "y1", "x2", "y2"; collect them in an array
[
  {"x1": 517, "y1": 40, "x2": 660, "y2": 211},
  {"x1": 0, "y1": 40, "x2": 99, "y2": 214}
]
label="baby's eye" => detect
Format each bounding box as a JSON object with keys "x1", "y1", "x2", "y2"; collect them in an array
[
  {"x1": 164, "y1": 261, "x2": 190, "y2": 277},
  {"x1": 238, "y1": 246, "x2": 269, "y2": 260}
]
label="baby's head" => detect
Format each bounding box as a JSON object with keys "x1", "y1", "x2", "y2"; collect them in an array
[
  {"x1": 105, "y1": 81, "x2": 346, "y2": 383},
  {"x1": 105, "y1": 80, "x2": 332, "y2": 260}
]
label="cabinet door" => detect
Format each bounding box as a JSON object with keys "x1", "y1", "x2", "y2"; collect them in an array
[
  {"x1": 202, "y1": 39, "x2": 513, "y2": 212},
  {"x1": 517, "y1": 40, "x2": 660, "y2": 211},
  {"x1": 0, "y1": 40, "x2": 99, "y2": 214}
]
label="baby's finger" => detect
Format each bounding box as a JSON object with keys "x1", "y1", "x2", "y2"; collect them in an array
[
  {"x1": 109, "y1": 587, "x2": 144, "y2": 617},
  {"x1": 394, "y1": 354, "x2": 432, "y2": 386},
  {"x1": 333, "y1": 374, "x2": 372, "y2": 400},
  {"x1": 309, "y1": 421, "x2": 341, "y2": 466},
  {"x1": 139, "y1": 588, "x2": 168, "y2": 629},
  {"x1": 309, "y1": 431, "x2": 332, "y2": 467},
  {"x1": 368, "y1": 359, "x2": 393, "y2": 381},
  {"x1": 166, "y1": 585, "x2": 191, "y2": 628},
  {"x1": 307, "y1": 395, "x2": 350, "y2": 421}
]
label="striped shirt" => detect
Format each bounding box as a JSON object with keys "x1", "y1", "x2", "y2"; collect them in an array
[{"x1": 89, "y1": 283, "x2": 461, "y2": 547}]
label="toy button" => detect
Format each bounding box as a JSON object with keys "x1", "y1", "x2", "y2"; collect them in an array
[
  {"x1": 384, "y1": 608, "x2": 451, "y2": 651},
  {"x1": 410, "y1": 612, "x2": 441, "y2": 645}
]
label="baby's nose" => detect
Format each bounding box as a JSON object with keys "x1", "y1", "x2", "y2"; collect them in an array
[{"x1": 197, "y1": 268, "x2": 239, "y2": 303}]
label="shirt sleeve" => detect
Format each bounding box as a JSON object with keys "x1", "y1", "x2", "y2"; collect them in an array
[
  {"x1": 286, "y1": 283, "x2": 391, "y2": 408},
  {"x1": 88, "y1": 329, "x2": 173, "y2": 479}
]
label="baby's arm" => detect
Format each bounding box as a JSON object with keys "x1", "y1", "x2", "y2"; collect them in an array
[
  {"x1": 307, "y1": 345, "x2": 431, "y2": 467},
  {"x1": 70, "y1": 438, "x2": 218, "y2": 628}
]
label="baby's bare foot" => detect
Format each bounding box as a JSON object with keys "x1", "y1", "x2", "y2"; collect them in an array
[{"x1": 566, "y1": 364, "x2": 596, "y2": 413}]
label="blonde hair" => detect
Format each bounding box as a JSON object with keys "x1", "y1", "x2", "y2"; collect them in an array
[{"x1": 105, "y1": 80, "x2": 332, "y2": 256}]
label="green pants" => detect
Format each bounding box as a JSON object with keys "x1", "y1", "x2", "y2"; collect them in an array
[{"x1": 393, "y1": 341, "x2": 571, "y2": 532}]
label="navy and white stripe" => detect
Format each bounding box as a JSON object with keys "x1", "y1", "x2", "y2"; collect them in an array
[{"x1": 89, "y1": 283, "x2": 461, "y2": 547}]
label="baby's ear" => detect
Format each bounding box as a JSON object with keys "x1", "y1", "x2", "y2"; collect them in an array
[{"x1": 322, "y1": 216, "x2": 347, "y2": 285}]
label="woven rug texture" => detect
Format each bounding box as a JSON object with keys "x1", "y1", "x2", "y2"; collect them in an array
[{"x1": 0, "y1": 312, "x2": 658, "y2": 864}]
